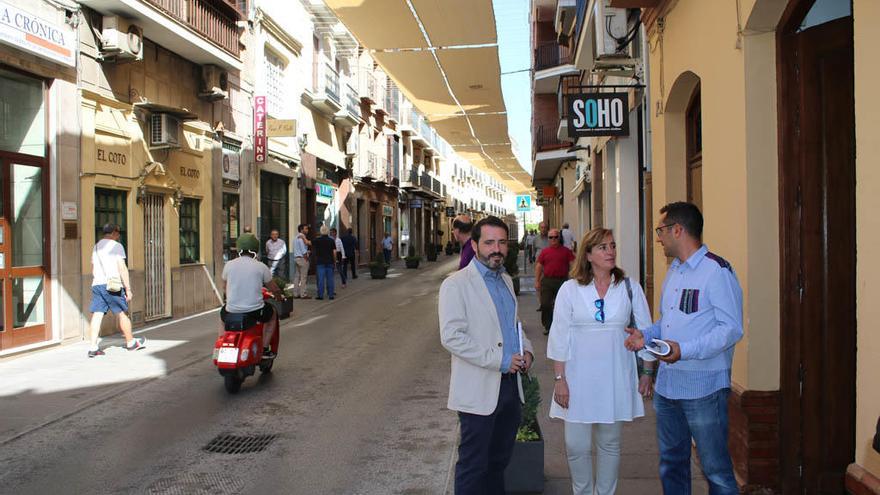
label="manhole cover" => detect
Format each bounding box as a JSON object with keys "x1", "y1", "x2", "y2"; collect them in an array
[
  {"x1": 147, "y1": 473, "x2": 244, "y2": 495},
  {"x1": 203, "y1": 433, "x2": 278, "y2": 454}
]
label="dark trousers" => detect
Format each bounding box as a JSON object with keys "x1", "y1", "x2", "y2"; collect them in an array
[
  {"x1": 540, "y1": 276, "x2": 566, "y2": 331},
  {"x1": 383, "y1": 248, "x2": 392, "y2": 264},
  {"x1": 455, "y1": 374, "x2": 522, "y2": 495},
  {"x1": 343, "y1": 255, "x2": 357, "y2": 278}
]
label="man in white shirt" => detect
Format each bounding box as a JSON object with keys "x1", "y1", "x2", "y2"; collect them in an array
[
  {"x1": 330, "y1": 227, "x2": 347, "y2": 288},
  {"x1": 382, "y1": 232, "x2": 393, "y2": 264},
  {"x1": 292, "y1": 224, "x2": 311, "y2": 299},
  {"x1": 88, "y1": 223, "x2": 144, "y2": 357},
  {"x1": 265, "y1": 229, "x2": 287, "y2": 277},
  {"x1": 561, "y1": 223, "x2": 576, "y2": 252}
]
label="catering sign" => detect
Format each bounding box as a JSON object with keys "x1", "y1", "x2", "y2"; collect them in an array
[
  {"x1": 254, "y1": 96, "x2": 267, "y2": 163},
  {"x1": 0, "y1": 1, "x2": 76, "y2": 67},
  {"x1": 566, "y1": 92, "x2": 629, "y2": 137}
]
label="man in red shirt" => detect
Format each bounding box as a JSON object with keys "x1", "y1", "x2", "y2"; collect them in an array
[{"x1": 535, "y1": 228, "x2": 575, "y2": 335}]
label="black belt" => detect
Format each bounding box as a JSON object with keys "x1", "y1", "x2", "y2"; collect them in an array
[{"x1": 501, "y1": 373, "x2": 518, "y2": 379}]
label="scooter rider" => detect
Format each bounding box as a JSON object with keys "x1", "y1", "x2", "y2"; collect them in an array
[{"x1": 219, "y1": 233, "x2": 284, "y2": 357}]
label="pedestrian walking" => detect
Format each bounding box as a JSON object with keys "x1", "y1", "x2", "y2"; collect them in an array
[
  {"x1": 625, "y1": 202, "x2": 743, "y2": 495},
  {"x1": 531, "y1": 222, "x2": 549, "y2": 261},
  {"x1": 341, "y1": 228, "x2": 359, "y2": 279},
  {"x1": 87, "y1": 223, "x2": 144, "y2": 357},
  {"x1": 330, "y1": 228, "x2": 347, "y2": 288},
  {"x1": 525, "y1": 230, "x2": 536, "y2": 264},
  {"x1": 548, "y1": 227, "x2": 655, "y2": 495},
  {"x1": 382, "y1": 232, "x2": 393, "y2": 264},
  {"x1": 313, "y1": 225, "x2": 337, "y2": 300},
  {"x1": 535, "y1": 228, "x2": 575, "y2": 334},
  {"x1": 265, "y1": 229, "x2": 287, "y2": 277},
  {"x1": 293, "y1": 224, "x2": 312, "y2": 299},
  {"x1": 452, "y1": 214, "x2": 474, "y2": 270},
  {"x1": 561, "y1": 222, "x2": 576, "y2": 252},
  {"x1": 439, "y1": 216, "x2": 535, "y2": 494}
]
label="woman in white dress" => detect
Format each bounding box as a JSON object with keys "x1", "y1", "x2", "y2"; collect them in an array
[{"x1": 547, "y1": 227, "x2": 655, "y2": 495}]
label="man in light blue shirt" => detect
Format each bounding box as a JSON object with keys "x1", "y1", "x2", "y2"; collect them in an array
[{"x1": 625, "y1": 202, "x2": 742, "y2": 495}]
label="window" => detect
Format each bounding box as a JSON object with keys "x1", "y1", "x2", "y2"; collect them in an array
[
  {"x1": 94, "y1": 188, "x2": 127, "y2": 251},
  {"x1": 0, "y1": 69, "x2": 45, "y2": 157},
  {"x1": 686, "y1": 86, "x2": 702, "y2": 210},
  {"x1": 179, "y1": 198, "x2": 200, "y2": 264},
  {"x1": 264, "y1": 49, "x2": 286, "y2": 117}
]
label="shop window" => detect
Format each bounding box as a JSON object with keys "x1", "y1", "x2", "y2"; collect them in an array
[
  {"x1": 179, "y1": 198, "x2": 200, "y2": 264},
  {"x1": 94, "y1": 188, "x2": 128, "y2": 251},
  {"x1": 259, "y1": 172, "x2": 290, "y2": 248},
  {"x1": 0, "y1": 69, "x2": 45, "y2": 158},
  {"x1": 222, "y1": 193, "x2": 240, "y2": 262}
]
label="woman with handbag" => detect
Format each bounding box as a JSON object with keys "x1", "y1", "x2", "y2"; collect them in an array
[
  {"x1": 87, "y1": 223, "x2": 145, "y2": 357},
  {"x1": 546, "y1": 227, "x2": 654, "y2": 494}
]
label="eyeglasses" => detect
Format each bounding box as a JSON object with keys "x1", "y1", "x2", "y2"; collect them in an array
[
  {"x1": 594, "y1": 298, "x2": 605, "y2": 323},
  {"x1": 655, "y1": 224, "x2": 675, "y2": 236},
  {"x1": 548, "y1": 235, "x2": 559, "y2": 239}
]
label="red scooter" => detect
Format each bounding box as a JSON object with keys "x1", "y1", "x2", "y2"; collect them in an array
[{"x1": 213, "y1": 288, "x2": 282, "y2": 393}]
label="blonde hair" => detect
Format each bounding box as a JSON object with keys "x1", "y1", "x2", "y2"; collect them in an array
[
  {"x1": 319, "y1": 225, "x2": 330, "y2": 235},
  {"x1": 570, "y1": 227, "x2": 626, "y2": 286}
]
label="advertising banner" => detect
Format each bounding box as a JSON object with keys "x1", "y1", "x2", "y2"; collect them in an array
[{"x1": 567, "y1": 92, "x2": 629, "y2": 137}]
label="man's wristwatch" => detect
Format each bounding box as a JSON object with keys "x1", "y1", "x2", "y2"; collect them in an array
[{"x1": 554, "y1": 374, "x2": 565, "y2": 381}]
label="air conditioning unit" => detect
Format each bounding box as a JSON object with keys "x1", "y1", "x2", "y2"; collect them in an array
[
  {"x1": 199, "y1": 65, "x2": 229, "y2": 101},
  {"x1": 101, "y1": 16, "x2": 143, "y2": 62},
  {"x1": 592, "y1": 1, "x2": 635, "y2": 68},
  {"x1": 150, "y1": 113, "x2": 181, "y2": 148}
]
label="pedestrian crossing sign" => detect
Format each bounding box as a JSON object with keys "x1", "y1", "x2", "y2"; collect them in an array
[{"x1": 516, "y1": 195, "x2": 531, "y2": 212}]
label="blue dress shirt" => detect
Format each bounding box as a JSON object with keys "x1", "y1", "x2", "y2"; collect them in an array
[
  {"x1": 641, "y1": 245, "x2": 744, "y2": 400},
  {"x1": 472, "y1": 258, "x2": 518, "y2": 372}
]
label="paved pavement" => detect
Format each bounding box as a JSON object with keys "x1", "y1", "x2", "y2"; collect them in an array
[{"x1": 0, "y1": 253, "x2": 710, "y2": 494}]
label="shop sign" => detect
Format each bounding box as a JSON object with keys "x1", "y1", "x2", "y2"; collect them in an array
[
  {"x1": 383, "y1": 205, "x2": 393, "y2": 217},
  {"x1": 315, "y1": 182, "x2": 334, "y2": 198},
  {"x1": 96, "y1": 147, "x2": 128, "y2": 166},
  {"x1": 542, "y1": 186, "x2": 557, "y2": 198},
  {"x1": 222, "y1": 146, "x2": 240, "y2": 182},
  {"x1": 0, "y1": 1, "x2": 76, "y2": 67},
  {"x1": 61, "y1": 201, "x2": 77, "y2": 220},
  {"x1": 254, "y1": 96, "x2": 267, "y2": 163},
  {"x1": 567, "y1": 92, "x2": 629, "y2": 137},
  {"x1": 267, "y1": 119, "x2": 296, "y2": 137},
  {"x1": 445, "y1": 206, "x2": 455, "y2": 217},
  {"x1": 410, "y1": 199, "x2": 423, "y2": 209}
]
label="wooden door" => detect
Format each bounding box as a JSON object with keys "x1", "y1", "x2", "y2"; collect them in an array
[
  {"x1": 778, "y1": 7, "x2": 855, "y2": 494},
  {"x1": 686, "y1": 86, "x2": 702, "y2": 210}
]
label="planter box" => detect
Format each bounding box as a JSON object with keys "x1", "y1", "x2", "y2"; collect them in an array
[
  {"x1": 277, "y1": 297, "x2": 293, "y2": 319},
  {"x1": 369, "y1": 265, "x2": 387, "y2": 279},
  {"x1": 504, "y1": 423, "x2": 544, "y2": 494},
  {"x1": 405, "y1": 259, "x2": 420, "y2": 269}
]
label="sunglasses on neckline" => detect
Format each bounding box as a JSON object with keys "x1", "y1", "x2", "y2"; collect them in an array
[{"x1": 594, "y1": 298, "x2": 605, "y2": 323}]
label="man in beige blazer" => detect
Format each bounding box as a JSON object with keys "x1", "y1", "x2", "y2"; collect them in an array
[{"x1": 439, "y1": 216, "x2": 535, "y2": 494}]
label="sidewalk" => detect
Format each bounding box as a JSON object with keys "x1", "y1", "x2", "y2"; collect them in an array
[
  {"x1": 0, "y1": 256, "x2": 445, "y2": 446},
  {"x1": 518, "y1": 272, "x2": 709, "y2": 494}
]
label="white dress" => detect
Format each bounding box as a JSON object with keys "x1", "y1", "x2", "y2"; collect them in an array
[{"x1": 547, "y1": 277, "x2": 654, "y2": 424}]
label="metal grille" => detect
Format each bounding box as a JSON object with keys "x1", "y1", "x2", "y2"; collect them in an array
[
  {"x1": 144, "y1": 193, "x2": 167, "y2": 320},
  {"x1": 147, "y1": 473, "x2": 244, "y2": 495},
  {"x1": 203, "y1": 434, "x2": 278, "y2": 454}
]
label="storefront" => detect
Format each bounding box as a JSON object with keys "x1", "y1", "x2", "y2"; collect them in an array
[
  {"x1": 0, "y1": 0, "x2": 78, "y2": 353},
  {"x1": 220, "y1": 140, "x2": 242, "y2": 262}
]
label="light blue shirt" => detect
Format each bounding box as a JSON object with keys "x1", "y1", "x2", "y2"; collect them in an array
[
  {"x1": 472, "y1": 258, "x2": 518, "y2": 372},
  {"x1": 293, "y1": 235, "x2": 308, "y2": 258},
  {"x1": 641, "y1": 245, "x2": 743, "y2": 400}
]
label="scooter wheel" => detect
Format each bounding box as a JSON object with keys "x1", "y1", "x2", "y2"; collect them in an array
[
  {"x1": 224, "y1": 375, "x2": 243, "y2": 394},
  {"x1": 259, "y1": 360, "x2": 274, "y2": 374}
]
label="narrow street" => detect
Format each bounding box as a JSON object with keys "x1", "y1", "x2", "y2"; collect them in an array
[{"x1": 0, "y1": 260, "x2": 460, "y2": 495}]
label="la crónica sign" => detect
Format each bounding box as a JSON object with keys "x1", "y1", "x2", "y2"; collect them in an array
[{"x1": 567, "y1": 93, "x2": 629, "y2": 137}]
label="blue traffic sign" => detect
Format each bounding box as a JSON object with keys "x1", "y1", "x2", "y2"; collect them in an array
[{"x1": 516, "y1": 195, "x2": 531, "y2": 212}]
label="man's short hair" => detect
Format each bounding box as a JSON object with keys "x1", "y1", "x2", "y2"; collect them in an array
[
  {"x1": 471, "y1": 216, "x2": 509, "y2": 243},
  {"x1": 320, "y1": 225, "x2": 330, "y2": 235},
  {"x1": 102, "y1": 223, "x2": 120, "y2": 235},
  {"x1": 563, "y1": 223, "x2": 569, "y2": 229},
  {"x1": 452, "y1": 217, "x2": 473, "y2": 234},
  {"x1": 297, "y1": 223, "x2": 307, "y2": 233},
  {"x1": 660, "y1": 201, "x2": 704, "y2": 239},
  {"x1": 330, "y1": 228, "x2": 338, "y2": 234},
  {"x1": 270, "y1": 229, "x2": 280, "y2": 235},
  {"x1": 347, "y1": 228, "x2": 353, "y2": 235}
]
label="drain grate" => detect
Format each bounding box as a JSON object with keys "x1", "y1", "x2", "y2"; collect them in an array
[
  {"x1": 202, "y1": 433, "x2": 278, "y2": 454},
  {"x1": 147, "y1": 473, "x2": 244, "y2": 495}
]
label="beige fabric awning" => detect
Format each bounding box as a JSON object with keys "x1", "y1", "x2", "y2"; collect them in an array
[{"x1": 324, "y1": 0, "x2": 532, "y2": 193}]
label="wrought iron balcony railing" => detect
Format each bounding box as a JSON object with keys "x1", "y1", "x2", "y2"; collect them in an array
[
  {"x1": 534, "y1": 41, "x2": 572, "y2": 71},
  {"x1": 144, "y1": 0, "x2": 241, "y2": 56}
]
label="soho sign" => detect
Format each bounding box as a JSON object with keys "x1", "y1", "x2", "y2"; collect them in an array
[{"x1": 567, "y1": 92, "x2": 629, "y2": 137}]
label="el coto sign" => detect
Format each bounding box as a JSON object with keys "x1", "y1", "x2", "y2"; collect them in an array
[{"x1": 567, "y1": 93, "x2": 629, "y2": 137}]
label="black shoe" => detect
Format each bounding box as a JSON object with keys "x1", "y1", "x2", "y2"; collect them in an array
[
  {"x1": 316, "y1": 297, "x2": 323, "y2": 300},
  {"x1": 329, "y1": 296, "x2": 335, "y2": 300},
  {"x1": 263, "y1": 349, "x2": 276, "y2": 359},
  {"x1": 352, "y1": 275, "x2": 358, "y2": 279},
  {"x1": 87, "y1": 349, "x2": 105, "y2": 358}
]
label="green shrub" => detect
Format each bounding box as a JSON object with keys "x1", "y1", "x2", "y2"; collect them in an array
[
  {"x1": 405, "y1": 244, "x2": 422, "y2": 261},
  {"x1": 504, "y1": 240, "x2": 520, "y2": 277},
  {"x1": 516, "y1": 374, "x2": 542, "y2": 442}
]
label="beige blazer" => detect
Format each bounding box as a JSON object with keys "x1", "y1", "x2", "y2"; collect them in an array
[{"x1": 439, "y1": 261, "x2": 535, "y2": 415}]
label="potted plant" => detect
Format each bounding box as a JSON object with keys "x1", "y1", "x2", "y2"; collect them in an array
[
  {"x1": 444, "y1": 241, "x2": 454, "y2": 256},
  {"x1": 453, "y1": 241, "x2": 461, "y2": 254},
  {"x1": 405, "y1": 245, "x2": 422, "y2": 269},
  {"x1": 426, "y1": 242, "x2": 438, "y2": 262},
  {"x1": 504, "y1": 375, "x2": 544, "y2": 493},
  {"x1": 271, "y1": 276, "x2": 294, "y2": 319},
  {"x1": 369, "y1": 253, "x2": 388, "y2": 279},
  {"x1": 504, "y1": 241, "x2": 521, "y2": 295}
]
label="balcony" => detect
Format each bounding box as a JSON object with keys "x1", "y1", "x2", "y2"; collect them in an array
[
  {"x1": 533, "y1": 123, "x2": 576, "y2": 186},
  {"x1": 361, "y1": 72, "x2": 387, "y2": 112},
  {"x1": 385, "y1": 84, "x2": 400, "y2": 122},
  {"x1": 556, "y1": 0, "x2": 578, "y2": 34},
  {"x1": 556, "y1": 74, "x2": 581, "y2": 141},
  {"x1": 304, "y1": 62, "x2": 342, "y2": 115},
  {"x1": 534, "y1": 40, "x2": 577, "y2": 94},
  {"x1": 79, "y1": 0, "x2": 243, "y2": 69},
  {"x1": 355, "y1": 151, "x2": 379, "y2": 182},
  {"x1": 334, "y1": 83, "x2": 362, "y2": 128}
]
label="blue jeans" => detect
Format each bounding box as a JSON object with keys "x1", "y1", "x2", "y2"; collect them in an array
[
  {"x1": 383, "y1": 248, "x2": 391, "y2": 264},
  {"x1": 654, "y1": 388, "x2": 738, "y2": 495},
  {"x1": 316, "y1": 263, "x2": 335, "y2": 298}
]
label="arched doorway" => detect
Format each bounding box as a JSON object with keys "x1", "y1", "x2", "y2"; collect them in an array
[
  {"x1": 777, "y1": 0, "x2": 855, "y2": 493},
  {"x1": 685, "y1": 86, "x2": 702, "y2": 209}
]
